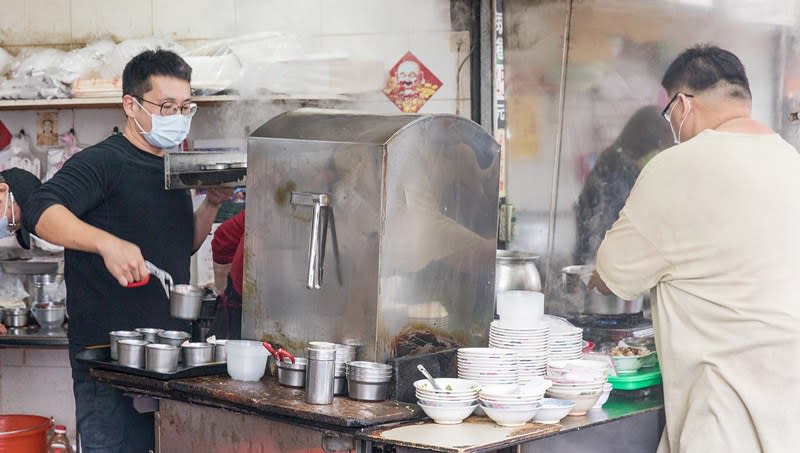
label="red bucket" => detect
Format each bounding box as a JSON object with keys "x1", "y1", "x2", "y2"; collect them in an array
[{"x1": 0, "y1": 414, "x2": 52, "y2": 453}]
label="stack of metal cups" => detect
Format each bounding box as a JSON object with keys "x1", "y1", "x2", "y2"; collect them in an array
[
  {"x1": 345, "y1": 361, "x2": 393, "y2": 401},
  {"x1": 304, "y1": 341, "x2": 337, "y2": 405},
  {"x1": 333, "y1": 344, "x2": 357, "y2": 395}
]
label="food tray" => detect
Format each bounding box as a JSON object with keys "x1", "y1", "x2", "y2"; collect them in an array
[
  {"x1": 76, "y1": 345, "x2": 227, "y2": 381},
  {"x1": 607, "y1": 366, "x2": 662, "y2": 390}
]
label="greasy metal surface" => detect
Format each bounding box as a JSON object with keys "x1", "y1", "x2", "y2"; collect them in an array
[
  {"x1": 0, "y1": 324, "x2": 68, "y2": 347},
  {"x1": 157, "y1": 400, "x2": 347, "y2": 453},
  {"x1": 360, "y1": 416, "x2": 560, "y2": 453},
  {"x1": 92, "y1": 368, "x2": 422, "y2": 428},
  {"x1": 245, "y1": 109, "x2": 500, "y2": 363}
]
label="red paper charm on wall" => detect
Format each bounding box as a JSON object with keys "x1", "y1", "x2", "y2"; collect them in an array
[{"x1": 383, "y1": 51, "x2": 442, "y2": 113}]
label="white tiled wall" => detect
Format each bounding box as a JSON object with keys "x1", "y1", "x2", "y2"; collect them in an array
[
  {"x1": 0, "y1": 0, "x2": 468, "y2": 438},
  {"x1": 0, "y1": 347, "x2": 75, "y2": 440}
]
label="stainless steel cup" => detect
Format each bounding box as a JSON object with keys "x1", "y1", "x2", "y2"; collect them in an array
[
  {"x1": 181, "y1": 342, "x2": 214, "y2": 367},
  {"x1": 135, "y1": 328, "x2": 163, "y2": 343},
  {"x1": 117, "y1": 339, "x2": 148, "y2": 368},
  {"x1": 334, "y1": 375, "x2": 347, "y2": 395},
  {"x1": 170, "y1": 284, "x2": 204, "y2": 320},
  {"x1": 305, "y1": 344, "x2": 336, "y2": 404},
  {"x1": 109, "y1": 330, "x2": 144, "y2": 360},
  {"x1": 213, "y1": 340, "x2": 227, "y2": 362},
  {"x1": 146, "y1": 344, "x2": 179, "y2": 372},
  {"x1": 3, "y1": 307, "x2": 29, "y2": 328},
  {"x1": 277, "y1": 358, "x2": 307, "y2": 388},
  {"x1": 157, "y1": 330, "x2": 191, "y2": 346}
]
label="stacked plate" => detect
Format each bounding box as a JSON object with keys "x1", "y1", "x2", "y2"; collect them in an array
[
  {"x1": 457, "y1": 348, "x2": 519, "y2": 385},
  {"x1": 544, "y1": 316, "x2": 584, "y2": 360},
  {"x1": 488, "y1": 320, "x2": 550, "y2": 381}
]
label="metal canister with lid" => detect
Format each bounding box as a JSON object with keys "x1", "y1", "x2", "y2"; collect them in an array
[{"x1": 304, "y1": 341, "x2": 337, "y2": 404}]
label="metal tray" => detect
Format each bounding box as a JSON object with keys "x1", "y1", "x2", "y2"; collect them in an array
[{"x1": 75, "y1": 345, "x2": 227, "y2": 381}]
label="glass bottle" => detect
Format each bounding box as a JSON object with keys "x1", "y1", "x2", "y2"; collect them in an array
[{"x1": 47, "y1": 424, "x2": 74, "y2": 453}]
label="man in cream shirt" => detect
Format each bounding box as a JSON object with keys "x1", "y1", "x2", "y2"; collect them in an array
[{"x1": 590, "y1": 45, "x2": 800, "y2": 452}]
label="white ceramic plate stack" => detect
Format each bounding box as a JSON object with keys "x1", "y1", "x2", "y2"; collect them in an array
[
  {"x1": 488, "y1": 320, "x2": 550, "y2": 381},
  {"x1": 414, "y1": 378, "x2": 480, "y2": 425},
  {"x1": 544, "y1": 315, "x2": 584, "y2": 361},
  {"x1": 457, "y1": 348, "x2": 519, "y2": 385}
]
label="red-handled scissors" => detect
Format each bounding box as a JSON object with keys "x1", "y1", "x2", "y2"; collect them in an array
[{"x1": 263, "y1": 342, "x2": 296, "y2": 364}]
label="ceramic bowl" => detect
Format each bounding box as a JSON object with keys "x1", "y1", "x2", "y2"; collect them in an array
[
  {"x1": 417, "y1": 402, "x2": 477, "y2": 425},
  {"x1": 533, "y1": 398, "x2": 575, "y2": 424},
  {"x1": 481, "y1": 404, "x2": 539, "y2": 427},
  {"x1": 546, "y1": 389, "x2": 602, "y2": 416},
  {"x1": 610, "y1": 354, "x2": 645, "y2": 374},
  {"x1": 413, "y1": 378, "x2": 480, "y2": 395},
  {"x1": 592, "y1": 383, "x2": 613, "y2": 409}
]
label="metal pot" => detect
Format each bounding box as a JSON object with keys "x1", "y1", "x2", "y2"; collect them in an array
[
  {"x1": 496, "y1": 250, "x2": 541, "y2": 293},
  {"x1": 2, "y1": 307, "x2": 28, "y2": 327},
  {"x1": 561, "y1": 265, "x2": 643, "y2": 315}
]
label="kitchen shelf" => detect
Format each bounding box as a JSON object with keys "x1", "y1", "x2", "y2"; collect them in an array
[
  {"x1": 0, "y1": 95, "x2": 241, "y2": 110},
  {"x1": 0, "y1": 94, "x2": 352, "y2": 111}
]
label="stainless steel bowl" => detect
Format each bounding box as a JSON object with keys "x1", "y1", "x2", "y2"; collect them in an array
[
  {"x1": 347, "y1": 378, "x2": 389, "y2": 401},
  {"x1": 30, "y1": 303, "x2": 66, "y2": 328},
  {"x1": 277, "y1": 358, "x2": 307, "y2": 387},
  {"x1": 561, "y1": 265, "x2": 643, "y2": 315},
  {"x1": 2, "y1": 307, "x2": 29, "y2": 327}
]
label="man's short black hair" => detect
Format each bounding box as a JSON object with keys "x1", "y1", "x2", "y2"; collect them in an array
[
  {"x1": 122, "y1": 49, "x2": 192, "y2": 98},
  {"x1": 661, "y1": 44, "x2": 751, "y2": 99}
]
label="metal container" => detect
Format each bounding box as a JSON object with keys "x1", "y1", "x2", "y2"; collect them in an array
[
  {"x1": 146, "y1": 344, "x2": 179, "y2": 372},
  {"x1": 117, "y1": 339, "x2": 148, "y2": 368},
  {"x1": 181, "y1": 342, "x2": 214, "y2": 366},
  {"x1": 305, "y1": 344, "x2": 336, "y2": 404},
  {"x1": 244, "y1": 110, "x2": 500, "y2": 362},
  {"x1": 277, "y1": 357, "x2": 307, "y2": 388},
  {"x1": 157, "y1": 330, "x2": 191, "y2": 346},
  {"x1": 109, "y1": 330, "x2": 144, "y2": 360},
  {"x1": 28, "y1": 274, "x2": 63, "y2": 305},
  {"x1": 2, "y1": 307, "x2": 28, "y2": 327},
  {"x1": 347, "y1": 379, "x2": 389, "y2": 401},
  {"x1": 135, "y1": 327, "x2": 163, "y2": 343},
  {"x1": 334, "y1": 376, "x2": 347, "y2": 395},
  {"x1": 495, "y1": 250, "x2": 542, "y2": 293},
  {"x1": 170, "y1": 285, "x2": 204, "y2": 320},
  {"x1": 213, "y1": 339, "x2": 227, "y2": 362},
  {"x1": 30, "y1": 303, "x2": 66, "y2": 328},
  {"x1": 561, "y1": 265, "x2": 643, "y2": 315}
]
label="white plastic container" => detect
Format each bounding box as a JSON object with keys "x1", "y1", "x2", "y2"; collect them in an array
[
  {"x1": 496, "y1": 291, "x2": 544, "y2": 329},
  {"x1": 226, "y1": 340, "x2": 268, "y2": 381}
]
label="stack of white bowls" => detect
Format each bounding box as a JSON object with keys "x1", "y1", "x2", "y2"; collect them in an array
[
  {"x1": 545, "y1": 359, "x2": 609, "y2": 416},
  {"x1": 544, "y1": 315, "x2": 584, "y2": 360},
  {"x1": 414, "y1": 378, "x2": 480, "y2": 424},
  {"x1": 488, "y1": 320, "x2": 550, "y2": 381},
  {"x1": 457, "y1": 348, "x2": 519, "y2": 385},
  {"x1": 478, "y1": 378, "x2": 552, "y2": 427}
]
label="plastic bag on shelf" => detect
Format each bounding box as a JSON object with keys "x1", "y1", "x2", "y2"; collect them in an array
[
  {"x1": 99, "y1": 38, "x2": 185, "y2": 79},
  {"x1": 60, "y1": 39, "x2": 116, "y2": 83},
  {"x1": 0, "y1": 273, "x2": 28, "y2": 309},
  {"x1": 7, "y1": 131, "x2": 42, "y2": 178}
]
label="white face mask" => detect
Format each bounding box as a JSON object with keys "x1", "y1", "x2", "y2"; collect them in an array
[
  {"x1": 133, "y1": 99, "x2": 193, "y2": 149},
  {"x1": 668, "y1": 97, "x2": 692, "y2": 144},
  {"x1": 0, "y1": 191, "x2": 15, "y2": 240}
]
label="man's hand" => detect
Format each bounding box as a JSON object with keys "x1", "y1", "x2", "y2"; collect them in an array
[
  {"x1": 204, "y1": 187, "x2": 234, "y2": 207},
  {"x1": 0, "y1": 323, "x2": 6, "y2": 334},
  {"x1": 588, "y1": 270, "x2": 613, "y2": 295},
  {"x1": 97, "y1": 236, "x2": 148, "y2": 287}
]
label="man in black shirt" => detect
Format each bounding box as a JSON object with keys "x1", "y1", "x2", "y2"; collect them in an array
[{"x1": 24, "y1": 50, "x2": 231, "y2": 453}]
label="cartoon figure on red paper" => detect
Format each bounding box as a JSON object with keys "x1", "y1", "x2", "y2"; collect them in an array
[{"x1": 384, "y1": 51, "x2": 442, "y2": 113}]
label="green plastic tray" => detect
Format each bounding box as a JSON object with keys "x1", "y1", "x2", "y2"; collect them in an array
[{"x1": 607, "y1": 366, "x2": 662, "y2": 390}]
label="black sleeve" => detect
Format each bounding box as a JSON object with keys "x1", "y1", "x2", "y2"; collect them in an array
[{"x1": 24, "y1": 146, "x2": 120, "y2": 235}]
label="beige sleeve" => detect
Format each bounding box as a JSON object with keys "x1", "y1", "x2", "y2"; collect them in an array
[{"x1": 595, "y1": 208, "x2": 672, "y2": 300}]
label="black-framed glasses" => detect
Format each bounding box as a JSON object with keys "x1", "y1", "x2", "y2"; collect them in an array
[
  {"x1": 662, "y1": 93, "x2": 694, "y2": 123},
  {"x1": 137, "y1": 97, "x2": 198, "y2": 117}
]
